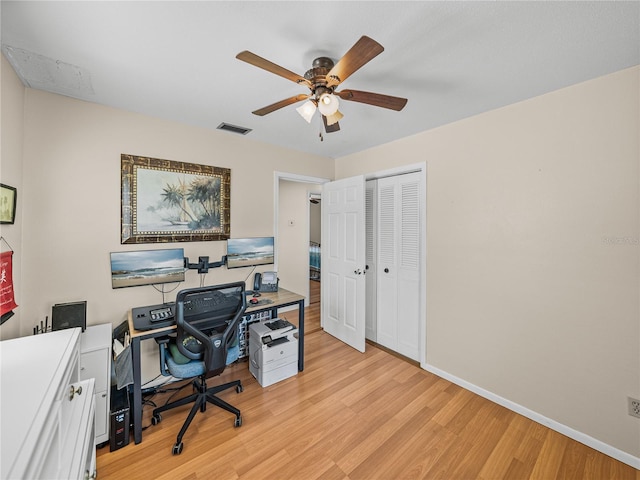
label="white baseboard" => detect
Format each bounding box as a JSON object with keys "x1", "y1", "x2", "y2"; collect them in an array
[{"x1": 422, "y1": 363, "x2": 640, "y2": 470}]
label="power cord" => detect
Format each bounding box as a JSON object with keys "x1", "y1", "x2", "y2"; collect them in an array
[
  {"x1": 153, "y1": 282, "x2": 182, "y2": 304},
  {"x1": 244, "y1": 266, "x2": 257, "y2": 286}
]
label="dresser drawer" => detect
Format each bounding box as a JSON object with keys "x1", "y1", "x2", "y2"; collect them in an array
[
  {"x1": 60, "y1": 378, "x2": 95, "y2": 480},
  {"x1": 59, "y1": 350, "x2": 81, "y2": 430}
]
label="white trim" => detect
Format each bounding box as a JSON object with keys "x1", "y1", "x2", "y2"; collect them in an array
[
  {"x1": 274, "y1": 171, "x2": 331, "y2": 184},
  {"x1": 364, "y1": 161, "x2": 425, "y2": 181},
  {"x1": 424, "y1": 363, "x2": 640, "y2": 470}
]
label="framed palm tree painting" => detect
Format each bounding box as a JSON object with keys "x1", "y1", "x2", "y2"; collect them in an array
[{"x1": 121, "y1": 154, "x2": 230, "y2": 243}]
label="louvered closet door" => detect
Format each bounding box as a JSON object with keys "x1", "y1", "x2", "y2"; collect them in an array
[
  {"x1": 376, "y1": 172, "x2": 421, "y2": 361},
  {"x1": 365, "y1": 181, "x2": 377, "y2": 341}
]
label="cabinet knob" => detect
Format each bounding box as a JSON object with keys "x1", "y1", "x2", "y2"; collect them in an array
[
  {"x1": 69, "y1": 384, "x2": 83, "y2": 401},
  {"x1": 384, "y1": 268, "x2": 389, "y2": 273}
]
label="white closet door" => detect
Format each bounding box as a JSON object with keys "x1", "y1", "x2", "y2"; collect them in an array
[
  {"x1": 365, "y1": 180, "x2": 377, "y2": 341},
  {"x1": 396, "y1": 178, "x2": 421, "y2": 359},
  {"x1": 376, "y1": 180, "x2": 397, "y2": 350},
  {"x1": 376, "y1": 172, "x2": 421, "y2": 361}
]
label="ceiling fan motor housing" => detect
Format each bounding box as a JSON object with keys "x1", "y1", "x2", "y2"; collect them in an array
[{"x1": 305, "y1": 57, "x2": 337, "y2": 100}]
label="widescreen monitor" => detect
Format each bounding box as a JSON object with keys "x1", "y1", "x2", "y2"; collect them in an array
[
  {"x1": 110, "y1": 248, "x2": 185, "y2": 288},
  {"x1": 226, "y1": 237, "x2": 274, "y2": 269}
]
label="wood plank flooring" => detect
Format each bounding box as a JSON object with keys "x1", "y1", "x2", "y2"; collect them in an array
[{"x1": 97, "y1": 281, "x2": 638, "y2": 479}]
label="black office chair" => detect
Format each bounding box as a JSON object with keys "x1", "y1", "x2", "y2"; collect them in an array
[{"x1": 151, "y1": 282, "x2": 247, "y2": 455}]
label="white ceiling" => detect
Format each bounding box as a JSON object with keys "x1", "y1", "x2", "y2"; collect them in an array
[{"x1": 2, "y1": 1, "x2": 639, "y2": 159}]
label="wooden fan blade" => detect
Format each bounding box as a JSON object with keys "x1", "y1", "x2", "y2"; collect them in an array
[
  {"x1": 335, "y1": 89, "x2": 408, "y2": 111},
  {"x1": 325, "y1": 36, "x2": 384, "y2": 88},
  {"x1": 252, "y1": 94, "x2": 310, "y2": 116},
  {"x1": 322, "y1": 115, "x2": 340, "y2": 133},
  {"x1": 237, "y1": 51, "x2": 311, "y2": 88}
]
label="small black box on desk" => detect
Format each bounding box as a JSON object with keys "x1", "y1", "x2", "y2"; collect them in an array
[{"x1": 110, "y1": 386, "x2": 130, "y2": 451}]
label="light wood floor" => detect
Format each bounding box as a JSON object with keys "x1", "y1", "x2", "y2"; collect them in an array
[{"x1": 97, "y1": 281, "x2": 638, "y2": 479}]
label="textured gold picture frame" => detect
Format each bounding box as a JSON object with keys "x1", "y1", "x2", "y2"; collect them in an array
[{"x1": 121, "y1": 154, "x2": 230, "y2": 244}]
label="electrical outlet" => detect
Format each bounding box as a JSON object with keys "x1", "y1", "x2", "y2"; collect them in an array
[{"x1": 629, "y1": 397, "x2": 640, "y2": 418}]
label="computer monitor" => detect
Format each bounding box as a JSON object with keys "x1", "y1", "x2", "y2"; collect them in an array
[
  {"x1": 226, "y1": 237, "x2": 274, "y2": 269},
  {"x1": 110, "y1": 248, "x2": 185, "y2": 289}
]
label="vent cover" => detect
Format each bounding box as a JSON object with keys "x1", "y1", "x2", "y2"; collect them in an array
[{"x1": 217, "y1": 123, "x2": 252, "y2": 135}]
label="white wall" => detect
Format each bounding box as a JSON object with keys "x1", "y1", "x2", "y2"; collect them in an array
[{"x1": 336, "y1": 66, "x2": 640, "y2": 462}]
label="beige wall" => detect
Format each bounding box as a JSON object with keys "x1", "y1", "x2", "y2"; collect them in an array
[
  {"x1": 3, "y1": 68, "x2": 333, "y2": 380},
  {"x1": 336, "y1": 66, "x2": 640, "y2": 460},
  {"x1": 277, "y1": 180, "x2": 322, "y2": 299},
  {"x1": 0, "y1": 54, "x2": 25, "y2": 340},
  {"x1": 2, "y1": 48, "x2": 638, "y2": 463}
]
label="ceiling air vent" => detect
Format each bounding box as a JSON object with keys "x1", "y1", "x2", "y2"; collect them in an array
[{"x1": 217, "y1": 123, "x2": 252, "y2": 135}]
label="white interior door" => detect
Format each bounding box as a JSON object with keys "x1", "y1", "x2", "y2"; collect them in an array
[{"x1": 321, "y1": 176, "x2": 366, "y2": 352}]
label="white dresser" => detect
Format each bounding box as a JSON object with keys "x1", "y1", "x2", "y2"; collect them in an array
[{"x1": 1, "y1": 328, "x2": 97, "y2": 480}]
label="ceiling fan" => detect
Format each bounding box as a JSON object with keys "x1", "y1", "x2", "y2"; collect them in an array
[{"x1": 236, "y1": 36, "x2": 408, "y2": 134}]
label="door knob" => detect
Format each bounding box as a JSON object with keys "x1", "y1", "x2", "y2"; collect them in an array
[{"x1": 69, "y1": 384, "x2": 83, "y2": 401}]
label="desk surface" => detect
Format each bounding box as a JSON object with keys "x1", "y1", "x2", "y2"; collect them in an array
[
  {"x1": 127, "y1": 287, "x2": 305, "y2": 338},
  {"x1": 245, "y1": 288, "x2": 305, "y2": 313}
]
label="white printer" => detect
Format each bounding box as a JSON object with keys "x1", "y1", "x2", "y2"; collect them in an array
[{"x1": 248, "y1": 318, "x2": 298, "y2": 387}]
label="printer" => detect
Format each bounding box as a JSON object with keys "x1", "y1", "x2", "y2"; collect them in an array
[{"x1": 248, "y1": 318, "x2": 298, "y2": 387}]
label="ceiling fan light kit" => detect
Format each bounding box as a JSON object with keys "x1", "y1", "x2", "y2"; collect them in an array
[
  {"x1": 236, "y1": 35, "x2": 407, "y2": 137},
  {"x1": 296, "y1": 100, "x2": 317, "y2": 123},
  {"x1": 317, "y1": 92, "x2": 340, "y2": 116},
  {"x1": 324, "y1": 110, "x2": 343, "y2": 126}
]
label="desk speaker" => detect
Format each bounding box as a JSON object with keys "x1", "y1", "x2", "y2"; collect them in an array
[{"x1": 52, "y1": 301, "x2": 87, "y2": 332}]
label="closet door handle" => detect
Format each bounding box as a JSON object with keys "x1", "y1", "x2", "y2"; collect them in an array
[{"x1": 384, "y1": 268, "x2": 389, "y2": 273}]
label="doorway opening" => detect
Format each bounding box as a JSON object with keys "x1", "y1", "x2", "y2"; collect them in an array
[{"x1": 273, "y1": 172, "x2": 328, "y2": 335}]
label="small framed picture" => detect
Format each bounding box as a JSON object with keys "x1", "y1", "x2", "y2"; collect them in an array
[{"x1": 0, "y1": 184, "x2": 17, "y2": 224}]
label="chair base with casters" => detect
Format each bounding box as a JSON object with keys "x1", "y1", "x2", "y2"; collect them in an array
[
  {"x1": 152, "y1": 317, "x2": 244, "y2": 455},
  {"x1": 151, "y1": 373, "x2": 243, "y2": 455}
]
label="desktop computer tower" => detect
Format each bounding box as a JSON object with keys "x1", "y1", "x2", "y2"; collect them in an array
[{"x1": 109, "y1": 386, "x2": 130, "y2": 451}]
